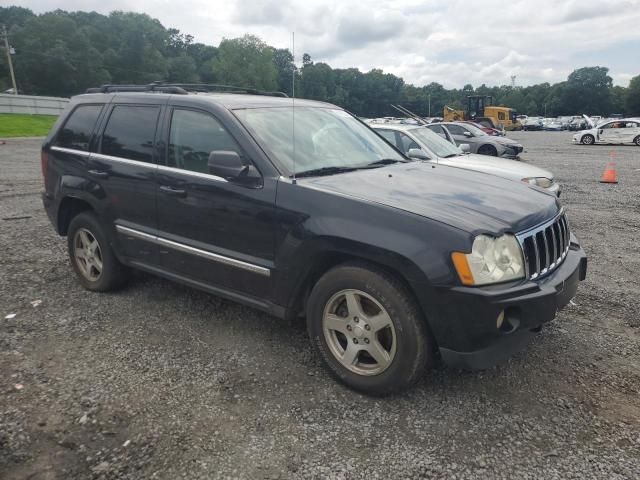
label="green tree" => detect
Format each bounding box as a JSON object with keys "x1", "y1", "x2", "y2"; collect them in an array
[
  {"x1": 210, "y1": 35, "x2": 277, "y2": 90},
  {"x1": 560, "y1": 66, "x2": 613, "y2": 115},
  {"x1": 271, "y1": 47, "x2": 295, "y2": 95},
  {"x1": 625, "y1": 75, "x2": 640, "y2": 116}
]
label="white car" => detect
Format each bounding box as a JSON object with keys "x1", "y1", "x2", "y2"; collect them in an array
[
  {"x1": 372, "y1": 123, "x2": 561, "y2": 196},
  {"x1": 573, "y1": 117, "x2": 640, "y2": 146}
]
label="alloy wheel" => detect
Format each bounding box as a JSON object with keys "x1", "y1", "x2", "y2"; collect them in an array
[
  {"x1": 73, "y1": 228, "x2": 103, "y2": 282},
  {"x1": 322, "y1": 289, "x2": 397, "y2": 376}
]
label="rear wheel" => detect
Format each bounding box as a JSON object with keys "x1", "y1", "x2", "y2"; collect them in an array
[
  {"x1": 581, "y1": 134, "x2": 595, "y2": 145},
  {"x1": 67, "y1": 212, "x2": 129, "y2": 291},
  {"x1": 307, "y1": 262, "x2": 433, "y2": 395},
  {"x1": 634, "y1": 135, "x2": 640, "y2": 146},
  {"x1": 478, "y1": 144, "x2": 498, "y2": 156}
]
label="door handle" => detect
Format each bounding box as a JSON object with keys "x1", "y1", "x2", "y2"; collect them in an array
[
  {"x1": 88, "y1": 169, "x2": 109, "y2": 179},
  {"x1": 159, "y1": 185, "x2": 187, "y2": 197}
]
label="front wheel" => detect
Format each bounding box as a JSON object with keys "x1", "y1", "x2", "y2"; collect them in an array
[
  {"x1": 634, "y1": 135, "x2": 640, "y2": 146},
  {"x1": 306, "y1": 263, "x2": 433, "y2": 395},
  {"x1": 478, "y1": 144, "x2": 498, "y2": 156},
  {"x1": 581, "y1": 134, "x2": 595, "y2": 145}
]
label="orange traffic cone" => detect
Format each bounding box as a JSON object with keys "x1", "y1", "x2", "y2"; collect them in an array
[{"x1": 600, "y1": 162, "x2": 618, "y2": 184}]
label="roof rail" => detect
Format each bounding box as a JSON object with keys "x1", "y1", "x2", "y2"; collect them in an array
[
  {"x1": 86, "y1": 82, "x2": 189, "y2": 94},
  {"x1": 85, "y1": 82, "x2": 288, "y2": 98},
  {"x1": 164, "y1": 83, "x2": 288, "y2": 97}
]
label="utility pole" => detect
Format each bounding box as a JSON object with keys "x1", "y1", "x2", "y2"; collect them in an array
[
  {"x1": 428, "y1": 94, "x2": 431, "y2": 117},
  {"x1": 2, "y1": 25, "x2": 18, "y2": 95}
]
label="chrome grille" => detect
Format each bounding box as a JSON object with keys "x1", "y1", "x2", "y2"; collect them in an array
[{"x1": 517, "y1": 210, "x2": 570, "y2": 280}]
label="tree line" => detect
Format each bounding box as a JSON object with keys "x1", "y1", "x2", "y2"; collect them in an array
[{"x1": 1, "y1": 6, "x2": 639, "y2": 118}]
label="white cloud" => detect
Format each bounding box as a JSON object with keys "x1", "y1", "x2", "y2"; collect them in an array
[{"x1": 17, "y1": 0, "x2": 640, "y2": 87}]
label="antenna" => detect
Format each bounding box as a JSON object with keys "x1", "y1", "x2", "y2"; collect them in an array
[{"x1": 291, "y1": 32, "x2": 297, "y2": 185}]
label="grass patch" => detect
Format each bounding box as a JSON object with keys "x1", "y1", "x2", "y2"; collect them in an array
[{"x1": 0, "y1": 113, "x2": 58, "y2": 137}]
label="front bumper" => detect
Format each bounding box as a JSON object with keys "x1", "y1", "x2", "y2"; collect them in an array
[
  {"x1": 499, "y1": 144, "x2": 524, "y2": 159},
  {"x1": 433, "y1": 240, "x2": 587, "y2": 370}
]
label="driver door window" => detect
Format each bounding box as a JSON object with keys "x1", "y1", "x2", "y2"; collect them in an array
[
  {"x1": 168, "y1": 109, "x2": 243, "y2": 174},
  {"x1": 376, "y1": 129, "x2": 398, "y2": 148},
  {"x1": 396, "y1": 132, "x2": 420, "y2": 154}
]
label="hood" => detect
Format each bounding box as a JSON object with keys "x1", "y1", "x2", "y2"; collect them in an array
[
  {"x1": 492, "y1": 136, "x2": 521, "y2": 146},
  {"x1": 437, "y1": 154, "x2": 554, "y2": 182},
  {"x1": 299, "y1": 162, "x2": 559, "y2": 234},
  {"x1": 582, "y1": 114, "x2": 595, "y2": 128}
]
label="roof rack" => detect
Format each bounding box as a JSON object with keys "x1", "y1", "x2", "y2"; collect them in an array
[
  {"x1": 164, "y1": 83, "x2": 289, "y2": 98},
  {"x1": 85, "y1": 83, "x2": 189, "y2": 94},
  {"x1": 85, "y1": 82, "x2": 288, "y2": 98}
]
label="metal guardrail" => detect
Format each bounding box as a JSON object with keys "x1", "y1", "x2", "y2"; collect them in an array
[{"x1": 0, "y1": 93, "x2": 69, "y2": 115}]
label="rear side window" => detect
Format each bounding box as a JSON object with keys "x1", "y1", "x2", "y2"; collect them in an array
[
  {"x1": 168, "y1": 109, "x2": 242, "y2": 173},
  {"x1": 446, "y1": 124, "x2": 466, "y2": 135},
  {"x1": 55, "y1": 104, "x2": 103, "y2": 151},
  {"x1": 101, "y1": 106, "x2": 160, "y2": 163}
]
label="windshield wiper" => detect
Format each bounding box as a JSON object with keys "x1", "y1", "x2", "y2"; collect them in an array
[
  {"x1": 294, "y1": 166, "x2": 359, "y2": 178},
  {"x1": 443, "y1": 153, "x2": 459, "y2": 158},
  {"x1": 365, "y1": 158, "x2": 405, "y2": 166}
]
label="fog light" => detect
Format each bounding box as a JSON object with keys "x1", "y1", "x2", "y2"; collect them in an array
[{"x1": 496, "y1": 310, "x2": 505, "y2": 329}]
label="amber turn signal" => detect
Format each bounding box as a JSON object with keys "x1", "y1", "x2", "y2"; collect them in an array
[{"x1": 451, "y1": 252, "x2": 475, "y2": 286}]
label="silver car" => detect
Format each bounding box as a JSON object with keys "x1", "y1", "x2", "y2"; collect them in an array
[
  {"x1": 372, "y1": 123, "x2": 560, "y2": 196},
  {"x1": 428, "y1": 122, "x2": 524, "y2": 158}
]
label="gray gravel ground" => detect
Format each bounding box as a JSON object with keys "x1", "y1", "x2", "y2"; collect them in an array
[{"x1": 1, "y1": 132, "x2": 639, "y2": 480}]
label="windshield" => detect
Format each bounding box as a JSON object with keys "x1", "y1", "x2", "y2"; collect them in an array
[
  {"x1": 409, "y1": 127, "x2": 462, "y2": 158},
  {"x1": 462, "y1": 123, "x2": 487, "y2": 136},
  {"x1": 234, "y1": 107, "x2": 404, "y2": 175}
]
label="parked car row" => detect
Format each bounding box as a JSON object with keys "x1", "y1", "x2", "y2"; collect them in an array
[
  {"x1": 41, "y1": 83, "x2": 586, "y2": 395},
  {"x1": 370, "y1": 123, "x2": 560, "y2": 196},
  {"x1": 368, "y1": 118, "x2": 524, "y2": 159}
]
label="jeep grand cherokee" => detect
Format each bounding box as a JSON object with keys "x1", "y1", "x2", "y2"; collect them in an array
[{"x1": 41, "y1": 84, "x2": 587, "y2": 395}]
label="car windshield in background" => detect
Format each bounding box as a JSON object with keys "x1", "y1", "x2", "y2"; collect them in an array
[
  {"x1": 410, "y1": 127, "x2": 462, "y2": 158},
  {"x1": 234, "y1": 107, "x2": 405, "y2": 176},
  {"x1": 462, "y1": 123, "x2": 487, "y2": 136}
]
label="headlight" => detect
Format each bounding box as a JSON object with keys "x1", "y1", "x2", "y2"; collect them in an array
[
  {"x1": 451, "y1": 234, "x2": 525, "y2": 286},
  {"x1": 522, "y1": 177, "x2": 553, "y2": 188}
]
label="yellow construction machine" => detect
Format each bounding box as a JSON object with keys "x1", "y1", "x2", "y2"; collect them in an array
[{"x1": 443, "y1": 95, "x2": 522, "y2": 131}]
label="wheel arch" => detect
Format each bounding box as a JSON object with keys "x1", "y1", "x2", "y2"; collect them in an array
[
  {"x1": 478, "y1": 143, "x2": 498, "y2": 155},
  {"x1": 281, "y1": 238, "x2": 440, "y2": 336},
  {"x1": 57, "y1": 196, "x2": 95, "y2": 236}
]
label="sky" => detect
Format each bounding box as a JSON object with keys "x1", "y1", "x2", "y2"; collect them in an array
[{"x1": 15, "y1": 0, "x2": 640, "y2": 88}]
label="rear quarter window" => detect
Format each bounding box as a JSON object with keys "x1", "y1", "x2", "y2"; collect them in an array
[{"x1": 54, "y1": 104, "x2": 103, "y2": 151}]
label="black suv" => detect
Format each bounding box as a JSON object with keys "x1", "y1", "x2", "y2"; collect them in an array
[{"x1": 42, "y1": 84, "x2": 587, "y2": 395}]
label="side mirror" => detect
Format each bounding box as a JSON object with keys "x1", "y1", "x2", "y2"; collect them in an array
[
  {"x1": 460, "y1": 143, "x2": 471, "y2": 153},
  {"x1": 463, "y1": 131, "x2": 473, "y2": 138},
  {"x1": 208, "y1": 150, "x2": 261, "y2": 187},
  {"x1": 407, "y1": 148, "x2": 430, "y2": 160}
]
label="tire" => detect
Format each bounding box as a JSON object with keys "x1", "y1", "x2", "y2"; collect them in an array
[
  {"x1": 67, "y1": 211, "x2": 129, "y2": 291},
  {"x1": 478, "y1": 144, "x2": 498, "y2": 156},
  {"x1": 306, "y1": 262, "x2": 433, "y2": 395},
  {"x1": 581, "y1": 134, "x2": 595, "y2": 145},
  {"x1": 634, "y1": 135, "x2": 640, "y2": 146}
]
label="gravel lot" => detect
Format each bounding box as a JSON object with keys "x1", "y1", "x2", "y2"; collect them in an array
[{"x1": 1, "y1": 132, "x2": 639, "y2": 479}]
